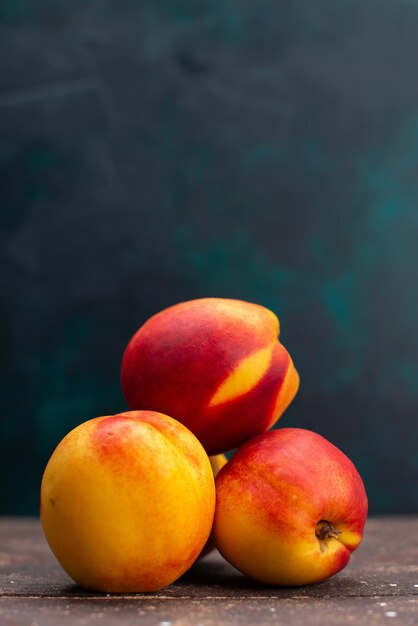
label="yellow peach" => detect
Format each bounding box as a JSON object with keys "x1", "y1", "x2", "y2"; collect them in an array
[
  {"x1": 41, "y1": 411, "x2": 216, "y2": 592},
  {"x1": 209, "y1": 453, "x2": 228, "y2": 475},
  {"x1": 198, "y1": 453, "x2": 228, "y2": 559}
]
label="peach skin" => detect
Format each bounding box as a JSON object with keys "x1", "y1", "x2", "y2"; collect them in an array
[
  {"x1": 40, "y1": 411, "x2": 216, "y2": 593},
  {"x1": 121, "y1": 298, "x2": 299, "y2": 454},
  {"x1": 198, "y1": 453, "x2": 228, "y2": 559},
  {"x1": 213, "y1": 428, "x2": 368, "y2": 586}
]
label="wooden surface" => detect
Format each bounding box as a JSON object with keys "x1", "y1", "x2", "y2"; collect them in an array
[{"x1": 0, "y1": 517, "x2": 417, "y2": 625}]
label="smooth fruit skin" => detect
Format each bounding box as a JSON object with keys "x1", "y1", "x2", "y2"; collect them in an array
[
  {"x1": 40, "y1": 411, "x2": 216, "y2": 593},
  {"x1": 209, "y1": 453, "x2": 228, "y2": 475},
  {"x1": 213, "y1": 428, "x2": 368, "y2": 586},
  {"x1": 198, "y1": 453, "x2": 228, "y2": 559},
  {"x1": 121, "y1": 298, "x2": 299, "y2": 454}
]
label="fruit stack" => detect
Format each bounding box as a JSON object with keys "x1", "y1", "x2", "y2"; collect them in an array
[{"x1": 40, "y1": 298, "x2": 368, "y2": 592}]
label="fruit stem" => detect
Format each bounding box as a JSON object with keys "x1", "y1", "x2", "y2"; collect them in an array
[{"x1": 315, "y1": 520, "x2": 342, "y2": 541}]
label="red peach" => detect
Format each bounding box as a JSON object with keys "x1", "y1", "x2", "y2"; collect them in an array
[
  {"x1": 121, "y1": 298, "x2": 299, "y2": 454},
  {"x1": 213, "y1": 428, "x2": 368, "y2": 585}
]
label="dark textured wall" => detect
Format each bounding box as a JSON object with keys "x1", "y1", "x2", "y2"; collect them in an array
[{"x1": 1, "y1": 1, "x2": 418, "y2": 515}]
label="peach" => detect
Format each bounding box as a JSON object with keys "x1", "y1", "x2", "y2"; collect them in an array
[
  {"x1": 40, "y1": 411, "x2": 216, "y2": 592},
  {"x1": 209, "y1": 453, "x2": 228, "y2": 475},
  {"x1": 213, "y1": 428, "x2": 368, "y2": 586},
  {"x1": 198, "y1": 453, "x2": 228, "y2": 559},
  {"x1": 121, "y1": 298, "x2": 299, "y2": 454}
]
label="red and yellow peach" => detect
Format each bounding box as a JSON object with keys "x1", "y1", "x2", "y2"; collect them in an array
[
  {"x1": 213, "y1": 428, "x2": 368, "y2": 585},
  {"x1": 41, "y1": 410, "x2": 216, "y2": 592},
  {"x1": 121, "y1": 298, "x2": 299, "y2": 454}
]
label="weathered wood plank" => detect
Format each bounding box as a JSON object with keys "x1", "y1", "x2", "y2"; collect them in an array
[
  {"x1": 0, "y1": 596, "x2": 417, "y2": 626},
  {"x1": 0, "y1": 517, "x2": 417, "y2": 600}
]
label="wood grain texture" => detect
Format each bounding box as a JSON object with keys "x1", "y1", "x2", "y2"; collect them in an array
[{"x1": 0, "y1": 517, "x2": 417, "y2": 624}]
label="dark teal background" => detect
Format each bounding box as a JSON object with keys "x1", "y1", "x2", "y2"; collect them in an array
[{"x1": 1, "y1": 1, "x2": 417, "y2": 514}]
